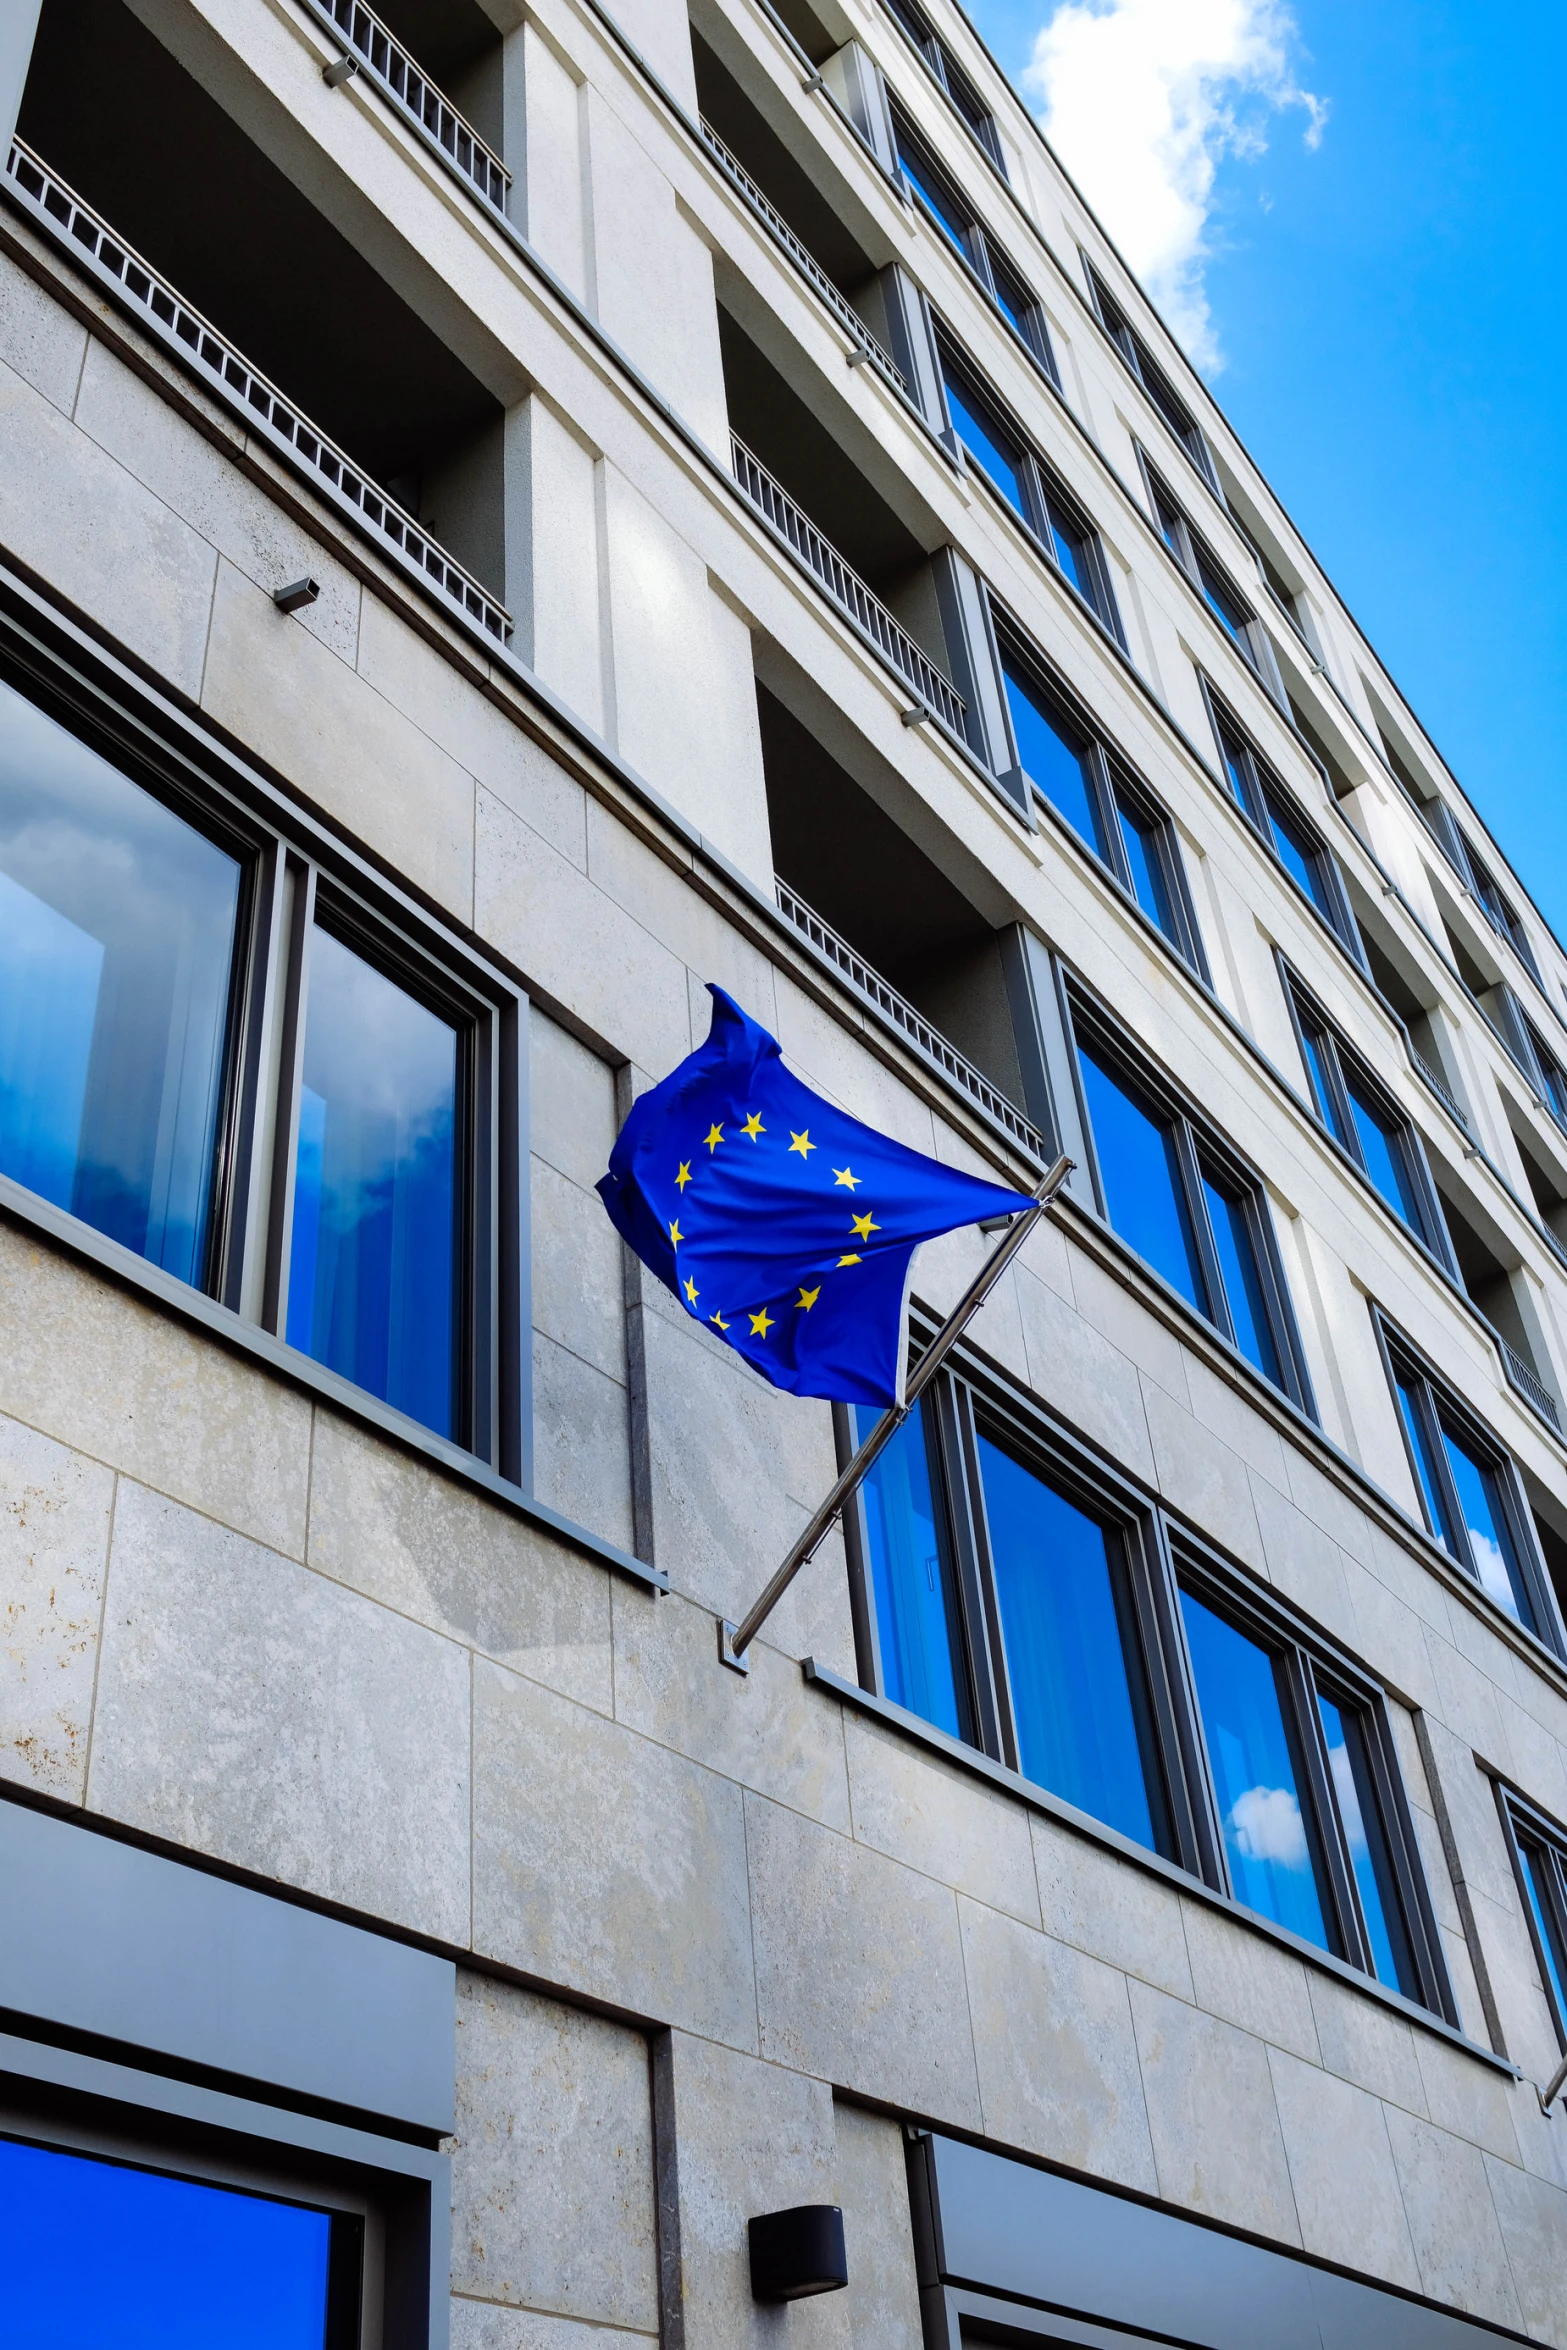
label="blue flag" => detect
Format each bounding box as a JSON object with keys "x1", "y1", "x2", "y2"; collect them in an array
[{"x1": 597, "y1": 986, "x2": 1034, "y2": 1406}]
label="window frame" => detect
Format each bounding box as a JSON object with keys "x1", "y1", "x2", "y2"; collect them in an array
[
  {"x1": 840, "y1": 1343, "x2": 1453, "y2": 2019},
  {"x1": 1085, "y1": 260, "x2": 1219, "y2": 489},
  {"x1": 0, "y1": 614, "x2": 530, "y2": 1488},
  {"x1": 880, "y1": 0, "x2": 1008, "y2": 173},
  {"x1": 988, "y1": 609, "x2": 1207, "y2": 974},
  {"x1": 1064, "y1": 983, "x2": 1317, "y2": 1414},
  {"x1": 1372, "y1": 1309, "x2": 1564, "y2": 1653},
  {"x1": 935, "y1": 333, "x2": 1123, "y2": 639},
  {"x1": 888, "y1": 112, "x2": 1059, "y2": 383},
  {"x1": 1202, "y1": 686, "x2": 1364, "y2": 959},
  {"x1": 1279, "y1": 964, "x2": 1450, "y2": 1259},
  {"x1": 1141, "y1": 456, "x2": 1284, "y2": 695},
  {"x1": 1496, "y1": 1781, "x2": 1567, "y2": 2051}
]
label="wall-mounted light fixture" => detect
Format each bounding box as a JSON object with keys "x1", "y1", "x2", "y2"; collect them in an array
[{"x1": 747, "y1": 2205, "x2": 848, "y2": 2302}]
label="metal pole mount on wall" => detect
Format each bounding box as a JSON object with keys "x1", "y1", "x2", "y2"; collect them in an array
[{"x1": 718, "y1": 1155, "x2": 1074, "y2": 1673}]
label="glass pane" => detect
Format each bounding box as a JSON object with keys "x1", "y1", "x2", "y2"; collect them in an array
[
  {"x1": 1152, "y1": 490, "x2": 1184, "y2": 560},
  {"x1": 1317, "y1": 1693, "x2": 1420, "y2": 1996},
  {"x1": 986, "y1": 250, "x2": 1032, "y2": 342},
  {"x1": 942, "y1": 369, "x2": 1028, "y2": 518},
  {"x1": 1180, "y1": 1587, "x2": 1331, "y2": 1950},
  {"x1": 898, "y1": 138, "x2": 969, "y2": 253},
  {"x1": 999, "y1": 659, "x2": 1106, "y2": 853},
  {"x1": 979, "y1": 1434, "x2": 1165, "y2": 1851},
  {"x1": 1394, "y1": 1373, "x2": 1458, "y2": 1551},
  {"x1": 1115, "y1": 795, "x2": 1176, "y2": 936},
  {"x1": 1344, "y1": 1076, "x2": 1425, "y2": 1232},
  {"x1": 1077, "y1": 1040, "x2": 1208, "y2": 1312},
  {"x1": 1265, "y1": 793, "x2": 1332, "y2": 917},
  {"x1": 1518, "y1": 1839, "x2": 1567, "y2": 2031},
  {"x1": 287, "y1": 927, "x2": 458, "y2": 1438},
  {"x1": 1217, "y1": 727, "x2": 1254, "y2": 814},
  {"x1": 1298, "y1": 1022, "x2": 1351, "y2": 1148},
  {"x1": 1198, "y1": 559, "x2": 1248, "y2": 645},
  {"x1": 854, "y1": 1403, "x2": 969, "y2": 1741},
  {"x1": 1201, "y1": 1173, "x2": 1283, "y2": 1385},
  {"x1": 1437, "y1": 1420, "x2": 1536, "y2": 1630},
  {"x1": 0, "y1": 2137, "x2": 337, "y2": 2350},
  {"x1": 1043, "y1": 494, "x2": 1096, "y2": 605},
  {"x1": 0, "y1": 679, "x2": 241, "y2": 1285}
]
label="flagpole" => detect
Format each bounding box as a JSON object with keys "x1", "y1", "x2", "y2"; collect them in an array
[{"x1": 719, "y1": 1154, "x2": 1074, "y2": 1673}]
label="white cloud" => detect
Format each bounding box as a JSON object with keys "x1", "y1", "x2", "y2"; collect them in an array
[
  {"x1": 1023, "y1": 0, "x2": 1326, "y2": 373},
  {"x1": 1229, "y1": 1782, "x2": 1310, "y2": 1870}
]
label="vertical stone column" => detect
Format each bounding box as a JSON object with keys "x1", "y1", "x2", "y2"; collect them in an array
[{"x1": 0, "y1": 0, "x2": 42, "y2": 159}]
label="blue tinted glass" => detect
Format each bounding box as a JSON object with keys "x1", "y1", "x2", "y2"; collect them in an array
[
  {"x1": 1077, "y1": 1042, "x2": 1207, "y2": 1312},
  {"x1": 1438, "y1": 1422, "x2": 1535, "y2": 1630},
  {"x1": 1115, "y1": 796, "x2": 1176, "y2": 936},
  {"x1": 0, "y1": 679, "x2": 240, "y2": 1285},
  {"x1": 287, "y1": 928, "x2": 458, "y2": 1437},
  {"x1": 1266, "y1": 795, "x2": 1331, "y2": 914},
  {"x1": 854, "y1": 1403, "x2": 967, "y2": 1740},
  {"x1": 1042, "y1": 494, "x2": 1095, "y2": 603},
  {"x1": 942, "y1": 370, "x2": 1027, "y2": 517},
  {"x1": 979, "y1": 1435, "x2": 1162, "y2": 1850},
  {"x1": 1344, "y1": 1077, "x2": 1424, "y2": 1231},
  {"x1": 1318, "y1": 1693, "x2": 1419, "y2": 1996},
  {"x1": 1394, "y1": 1374, "x2": 1457, "y2": 1550},
  {"x1": 1180, "y1": 1587, "x2": 1331, "y2": 1950},
  {"x1": 1518, "y1": 1841, "x2": 1567, "y2": 2029},
  {"x1": 1217, "y1": 729, "x2": 1254, "y2": 813},
  {"x1": 1201, "y1": 1175, "x2": 1282, "y2": 1384},
  {"x1": 999, "y1": 660, "x2": 1106, "y2": 851},
  {"x1": 0, "y1": 2137, "x2": 333, "y2": 2350},
  {"x1": 1298, "y1": 1024, "x2": 1350, "y2": 1147},
  {"x1": 898, "y1": 138, "x2": 968, "y2": 252},
  {"x1": 1198, "y1": 560, "x2": 1247, "y2": 643}
]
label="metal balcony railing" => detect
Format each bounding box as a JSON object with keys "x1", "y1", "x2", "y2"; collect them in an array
[
  {"x1": 776, "y1": 880, "x2": 1049, "y2": 1162},
  {"x1": 4, "y1": 143, "x2": 512, "y2": 646},
  {"x1": 1495, "y1": 1333, "x2": 1561, "y2": 1432},
  {"x1": 731, "y1": 438, "x2": 966, "y2": 735},
  {"x1": 1410, "y1": 1048, "x2": 1470, "y2": 1134},
  {"x1": 306, "y1": 0, "x2": 509, "y2": 213},
  {"x1": 698, "y1": 120, "x2": 906, "y2": 397}
]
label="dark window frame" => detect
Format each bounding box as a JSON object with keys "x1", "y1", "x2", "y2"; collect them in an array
[
  {"x1": 988, "y1": 608, "x2": 1207, "y2": 975},
  {"x1": 1064, "y1": 982, "x2": 1317, "y2": 1415},
  {"x1": 1495, "y1": 1780, "x2": 1567, "y2": 2050},
  {"x1": 1203, "y1": 685, "x2": 1364, "y2": 960},
  {"x1": 880, "y1": 0, "x2": 1008, "y2": 173},
  {"x1": 0, "y1": 617, "x2": 529, "y2": 1484},
  {"x1": 1278, "y1": 963, "x2": 1451, "y2": 1261},
  {"x1": 1141, "y1": 456, "x2": 1284, "y2": 696},
  {"x1": 1459, "y1": 826, "x2": 1543, "y2": 985},
  {"x1": 841, "y1": 1339, "x2": 1452, "y2": 2017},
  {"x1": 935, "y1": 333, "x2": 1123, "y2": 639},
  {"x1": 888, "y1": 110, "x2": 1059, "y2": 382},
  {"x1": 1084, "y1": 259, "x2": 1219, "y2": 489},
  {"x1": 1372, "y1": 1308, "x2": 1563, "y2": 1654}
]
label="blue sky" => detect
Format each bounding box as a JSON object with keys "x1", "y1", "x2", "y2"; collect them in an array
[{"x1": 965, "y1": 0, "x2": 1567, "y2": 946}]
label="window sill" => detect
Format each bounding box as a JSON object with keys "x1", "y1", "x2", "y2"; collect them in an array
[
  {"x1": 802, "y1": 1657, "x2": 1519, "y2": 2079},
  {"x1": 0, "y1": 1173, "x2": 666, "y2": 1596}
]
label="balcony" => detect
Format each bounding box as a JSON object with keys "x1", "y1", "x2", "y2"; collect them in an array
[
  {"x1": 733, "y1": 438, "x2": 963, "y2": 733},
  {"x1": 302, "y1": 0, "x2": 509, "y2": 213}
]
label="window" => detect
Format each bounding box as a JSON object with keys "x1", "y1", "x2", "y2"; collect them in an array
[
  {"x1": 1522, "y1": 1018, "x2": 1567, "y2": 1131},
  {"x1": 1460, "y1": 828, "x2": 1542, "y2": 984},
  {"x1": 882, "y1": 0, "x2": 1007, "y2": 170},
  {"x1": 1498, "y1": 1791, "x2": 1567, "y2": 2045},
  {"x1": 1208, "y1": 698, "x2": 1362, "y2": 955},
  {"x1": 844, "y1": 1363, "x2": 1450, "y2": 2014},
  {"x1": 937, "y1": 345, "x2": 1120, "y2": 633},
  {"x1": 1282, "y1": 973, "x2": 1443, "y2": 1248},
  {"x1": 1145, "y1": 467, "x2": 1279, "y2": 689},
  {"x1": 1069, "y1": 998, "x2": 1312, "y2": 1407},
  {"x1": 888, "y1": 114, "x2": 1058, "y2": 379},
  {"x1": 0, "y1": 661, "x2": 525, "y2": 1469},
  {"x1": 1378, "y1": 1319, "x2": 1557, "y2": 1642},
  {"x1": 991, "y1": 620, "x2": 1205, "y2": 969},
  {"x1": 1086, "y1": 261, "x2": 1217, "y2": 486},
  {"x1": 0, "y1": 2136, "x2": 361, "y2": 2349}
]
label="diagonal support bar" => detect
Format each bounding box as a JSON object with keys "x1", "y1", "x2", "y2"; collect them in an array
[{"x1": 719, "y1": 1155, "x2": 1074, "y2": 1672}]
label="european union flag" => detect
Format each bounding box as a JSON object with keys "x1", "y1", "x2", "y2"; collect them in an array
[{"x1": 597, "y1": 986, "x2": 1034, "y2": 1406}]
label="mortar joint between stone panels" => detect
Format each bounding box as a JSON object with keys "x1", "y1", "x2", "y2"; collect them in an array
[
  {"x1": 740, "y1": 1780, "x2": 764, "y2": 2056},
  {"x1": 77, "y1": 1467, "x2": 121, "y2": 1813}
]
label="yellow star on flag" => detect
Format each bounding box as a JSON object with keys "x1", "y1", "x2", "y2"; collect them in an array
[
  {"x1": 788, "y1": 1129, "x2": 815, "y2": 1157},
  {"x1": 742, "y1": 1111, "x2": 765, "y2": 1140},
  {"x1": 833, "y1": 1165, "x2": 861, "y2": 1190},
  {"x1": 837, "y1": 1252, "x2": 862, "y2": 1267},
  {"x1": 748, "y1": 1306, "x2": 775, "y2": 1338},
  {"x1": 710, "y1": 1310, "x2": 730, "y2": 1332},
  {"x1": 704, "y1": 1124, "x2": 724, "y2": 1152},
  {"x1": 796, "y1": 1284, "x2": 821, "y2": 1311},
  {"x1": 668, "y1": 1220, "x2": 683, "y2": 1247},
  {"x1": 849, "y1": 1211, "x2": 880, "y2": 1241},
  {"x1": 683, "y1": 1276, "x2": 698, "y2": 1306},
  {"x1": 675, "y1": 1160, "x2": 692, "y2": 1191}
]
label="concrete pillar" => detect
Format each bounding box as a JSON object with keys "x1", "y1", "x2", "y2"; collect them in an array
[{"x1": 0, "y1": 0, "x2": 42, "y2": 158}]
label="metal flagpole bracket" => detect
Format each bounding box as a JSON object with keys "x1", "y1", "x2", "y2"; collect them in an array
[
  {"x1": 1538, "y1": 2049, "x2": 1567, "y2": 2116},
  {"x1": 718, "y1": 1155, "x2": 1073, "y2": 1675}
]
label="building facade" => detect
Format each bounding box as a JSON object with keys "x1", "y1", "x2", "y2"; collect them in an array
[{"x1": 2, "y1": 0, "x2": 1567, "y2": 2341}]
